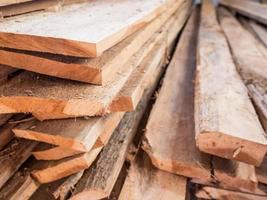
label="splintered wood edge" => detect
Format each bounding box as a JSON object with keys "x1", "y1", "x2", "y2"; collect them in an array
[
  {"x1": 142, "y1": 139, "x2": 211, "y2": 181},
  {"x1": 12, "y1": 129, "x2": 87, "y2": 152},
  {"x1": 0, "y1": 32, "x2": 98, "y2": 57},
  {"x1": 196, "y1": 132, "x2": 267, "y2": 166}
]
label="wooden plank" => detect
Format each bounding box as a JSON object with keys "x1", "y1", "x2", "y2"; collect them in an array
[
  {"x1": 14, "y1": 113, "x2": 124, "y2": 152},
  {"x1": 0, "y1": 0, "x2": 32, "y2": 7},
  {"x1": 32, "y1": 144, "x2": 82, "y2": 160},
  {"x1": 219, "y1": 8, "x2": 267, "y2": 89},
  {"x1": 220, "y1": 0, "x2": 267, "y2": 25},
  {"x1": 70, "y1": 43, "x2": 166, "y2": 200},
  {"x1": 119, "y1": 152, "x2": 187, "y2": 200},
  {"x1": 195, "y1": 0, "x2": 267, "y2": 166},
  {"x1": 0, "y1": 139, "x2": 37, "y2": 188},
  {"x1": 143, "y1": 7, "x2": 212, "y2": 180},
  {"x1": 0, "y1": 0, "x2": 186, "y2": 84},
  {"x1": 196, "y1": 186, "x2": 267, "y2": 200},
  {"x1": 248, "y1": 20, "x2": 267, "y2": 47},
  {"x1": 0, "y1": 0, "x2": 171, "y2": 57},
  {"x1": 110, "y1": 2, "x2": 191, "y2": 112}
]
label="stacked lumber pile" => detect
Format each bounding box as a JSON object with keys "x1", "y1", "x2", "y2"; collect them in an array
[
  {"x1": 1, "y1": 0, "x2": 267, "y2": 199},
  {"x1": 0, "y1": 0, "x2": 194, "y2": 199}
]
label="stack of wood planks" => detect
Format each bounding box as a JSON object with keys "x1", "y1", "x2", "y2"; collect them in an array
[
  {"x1": 1, "y1": 0, "x2": 267, "y2": 199},
  {"x1": 0, "y1": 0, "x2": 195, "y2": 199}
]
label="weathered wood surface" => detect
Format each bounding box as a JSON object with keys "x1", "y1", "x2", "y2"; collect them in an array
[
  {"x1": 0, "y1": 139, "x2": 37, "y2": 188},
  {"x1": 143, "y1": 7, "x2": 212, "y2": 180},
  {"x1": 220, "y1": 0, "x2": 267, "y2": 25},
  {"x1": 0, "y1": 29, "x2": 163, "y2": 120},
  {"x1": 0, "y1": 0, "x2": 171, "y2": 57},
  {"x1": 0, "y1": 0, "x2": 186, "y2": 84},
  {"x1": 195, "y1": 0, "x2": 267, "y2": 166},
  {"x1": 196, "y1": 186, "x2": 267, "y2": 200},
  {"x1": 70, "y1": 43, "x2": 166, "y2": 200},
  {"x1": 14, "y1": 113, "x2": 124, "y2": 152},
  {"x1": 219, "y1": 8, "x2": 267, "y2": 89},
  {"x1": 119, "y1": 153, "x2": 187, "y2": 200},
  {"x1": 0, "y1": 0, "x2": 32, "y2": 7}
]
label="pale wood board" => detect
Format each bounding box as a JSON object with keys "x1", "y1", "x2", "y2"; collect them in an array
[
  {"x1": 220, "y1": 0, "x2": 267, "y2": 25},
  {"x1": 119, "y1": 153, "x2": 187, "y2": 200},
  {"x1": 195, "y1": 0, "x2": 267, "y2": 166},
  {"x1": 219, "y1": 8, "x2": 267, "y2": 89},
  {"x1": 0, "y1": 0, "x2": 170, "y2": 57},
  {"x1": 0, "y1": 27, "x2": 163, "y2": 120},
  {"x1": 0, "y1": 0, "x2": 186, "y2": 84},
  {"x1": 143, "y1": 7, "x2": 212, "y2": 180}
]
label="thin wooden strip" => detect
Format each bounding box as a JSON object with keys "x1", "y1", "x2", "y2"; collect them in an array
[
  {"x1": 32, "y1": 144, "x2": 82, "y2": 160},
  {"x1": 219, "y1": 8, "x2": 267, "y2": 89},
  {"x1": 118, "y1": 152, "x2": 187, "y2": 200},
  {"x1": 195, "y1": 0, "x2": 267, "y2": 166},
  {"x1": 0, "y1": 0, "x2": 170, "y2": 57},
  {"x1": 220, "y1": 0, "x2": 267, "y2": 25},
  {"x1": 0, "y1": 0, "x2": 186, "y2": 84}
]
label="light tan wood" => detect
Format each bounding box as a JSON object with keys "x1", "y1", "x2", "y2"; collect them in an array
[
  {"x1": 220, "y1": 0, "x2": 267, "y2": 25},
  {"x1": 0, "y1": 0, "x2": 186, "y2": 85},
  {"x1": 0, "y1": 139, "x2": 37, "y2": 188},
  {"x1": 32, "y1": 144, "x2": 82, "y2": 160},
  {"x1": 70, "y1": 45, "x2": 166, "y2": 200},
  {"x1": 14, "y1": 113, "x2": 124, "y2": 152},
  {"x1": 0, "y1": 0, "x2": 32, "y2": 7},
  {"x1": 196, "y1": 186, "x2": 267, "y2": 200},
  {"x1": 0, "y1": 30, "x2": 163, "y2": 120},
  {"x1": 219, "y1": 8, "x2": 267, "y2": 89},
  {"x1": 195, "y1": 0, "x2": 267, "y2": 166},
  {"x1": 143, "y1": 7, "x2": 212, "y2": 180},
  {"x1": 119, "y1": 153, "x2": 187, "y2": 200},
  {"x1": 0, "y1": 0, "x2": 171, "y2": 57}
]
